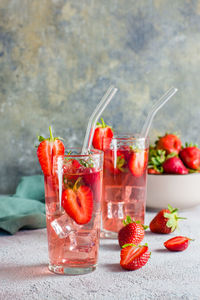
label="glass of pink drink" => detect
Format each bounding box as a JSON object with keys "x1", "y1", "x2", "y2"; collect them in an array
[
  {"x1": 101, "y1": 135, "x2": 149, "y2": 238},
  {"x1": 44, "y1": 148, "x2": 103, "y2": 275}
]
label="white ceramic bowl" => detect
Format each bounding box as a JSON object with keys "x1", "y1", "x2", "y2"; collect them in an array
[{"x1": 147, "y1": 173, "x2": 200, "y2": 210}]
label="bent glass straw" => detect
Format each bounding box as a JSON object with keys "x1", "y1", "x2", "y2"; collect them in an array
[
  {"x1": 141, "y1": 87, "x2": 178, "y2": 139},
  {"x1": 81, "y1": 86, "x2": 118, "y2": 154}
]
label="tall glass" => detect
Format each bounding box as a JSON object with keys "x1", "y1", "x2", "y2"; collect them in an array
[
  {"x1": 44, "y1": 149, "x2": 103, "y2": 275},
  {"x1": 101, "y1": 135, "x2": 149, "y2": 238}
]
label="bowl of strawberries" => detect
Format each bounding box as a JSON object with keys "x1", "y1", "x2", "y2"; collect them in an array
[{"x1": 147, "y1": 133, "x2": 200, "y2": 209}]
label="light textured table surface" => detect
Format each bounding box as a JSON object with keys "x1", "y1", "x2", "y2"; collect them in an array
[{"x1": 0, "y1": 207, "x2": 200, "y2": 300}]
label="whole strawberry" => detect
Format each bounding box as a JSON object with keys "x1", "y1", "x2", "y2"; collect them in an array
[
  {"x1": 120, "y1": 243, "x2": 150, "y2": 271},
  {"x1": 162, "y1": 156, "x2": 188, "y2": 174},
  {"x1": 118, "y1": 216, "x2": 148, "y2": 248},
  {"x1": 156, "y1": 133, "x2": 182, "y2": 155},
  {"x1": 149, "y1": 204, "x2": 186, "y2": 234},
  {"x1": 179, "y1": 145, "x2": 200, "y2": 170}
]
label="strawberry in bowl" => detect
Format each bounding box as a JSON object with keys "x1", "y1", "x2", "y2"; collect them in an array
[{"x1": 147, "y1": 133, "x2": 200, "y2": 209}]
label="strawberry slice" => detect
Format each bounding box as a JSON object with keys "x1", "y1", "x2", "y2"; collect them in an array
[
  {"x1": 37, "y1": 126, "x2": 65, "y2": 176},
  {"x1": 104, "y1": 150, "x2": 127, "y2": 174},
  {"x1": 62, "y1": 179, "x2": 93, "y2": 225},
  {"x1": 92, "y1": 118, "x2": 113, "y2": 151},
  {"x1": 120, "y1": 244, "x2": 150, "y2": 271},
  {"x1": 128, "y1": 150, "x2": 148, "y2": 177},
  {"x1": 164, "y1": 236, "x2": 193, "y2": 251}
]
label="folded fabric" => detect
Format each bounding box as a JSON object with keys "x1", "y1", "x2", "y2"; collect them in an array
[{"x1": 0, "y1": 175, "x2": 46, "y2": 234}]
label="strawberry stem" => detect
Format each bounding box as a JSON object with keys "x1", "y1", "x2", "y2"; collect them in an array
[
  {"x1": 123, "y1": 216, "x2": 133, "y2": 226},
  {"x1": 49, "y1": 126, "x2": 54, "y2": 141},
  {"x1": 122, "y1": 243, "x2": 137, "y2": 248},
  {"x1": 101, "y1": 118, "x2": 106, "y2": 128},
  {"x1": 73, "y1": 177, "x2": 82, "y2": 192}
]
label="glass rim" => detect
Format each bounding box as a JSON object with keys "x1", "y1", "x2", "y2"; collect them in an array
[
  {"x1": 103, "y1": 133, "x2": 149, "y2": 142},
  {"x1": 64, "y1": 147, "x2": 104, "y2": 158}
]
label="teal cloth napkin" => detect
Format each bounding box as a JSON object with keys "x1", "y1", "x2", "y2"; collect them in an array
[{"x1": 0, "y1": 175, "x2": 46, "y2": 234}]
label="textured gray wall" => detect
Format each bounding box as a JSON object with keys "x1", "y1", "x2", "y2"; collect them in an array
[{"x1": 1, "y1": 0, "x2": 200, "y2": 194}]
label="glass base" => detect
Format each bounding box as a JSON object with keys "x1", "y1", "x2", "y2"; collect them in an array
[
  {"x1": 100, "y1": 229, "x2": 118, "y2": 239},
  {"x1": 49, "y1": 264, "x2": 96, "y2": 275}
]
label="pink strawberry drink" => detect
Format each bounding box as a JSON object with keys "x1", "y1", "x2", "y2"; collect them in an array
[
  {"x1": 101, "y1": 135, "x2": 149, "y2": 238},
  {"x1": 44, "y1": 149, "x2": 103, "y2": 275}
]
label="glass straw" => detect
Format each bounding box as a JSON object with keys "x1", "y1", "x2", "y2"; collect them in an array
[
  {"x1": 82, "y1": 86, "x2": 118, "y2": 154},
  {"x1": 141, "y1": 87, "x2": 178, "y2": 139}
]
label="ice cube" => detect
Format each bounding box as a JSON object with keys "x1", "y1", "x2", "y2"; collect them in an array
[
  {"x1": 106, "y1": 202, "x2": 124, "y2": 219},
  {"x1": 51, "y1": 214, "x2": 73, "y2": 239},
  {"x1": 68, "y1": 231, "x2": 78, "y2": 250},
  {"x1": 124, "y1": 202, "x2": 145, "y2": 221},
  {"x1": 105, "y1": 185, "x2": 125, "y2": 203},
  {"x1": 46, "y1": 201, "x2": 64, "y2": 216},
  {"x1": 72, "y1": 230, "x2": 97, "y2": 253},
  {"x1": 125, "y1": 186, "x2": 145, "y2": 203}
]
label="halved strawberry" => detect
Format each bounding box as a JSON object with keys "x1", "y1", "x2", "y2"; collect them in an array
[
  {"x1": 92, "y1": 118, "x2": 113, "y2": 151},
  {"x1": 120, "y1": 244, "x2": 150, "y2": 271},
  {"x1": 164, "y1": 236, "x2": 193, "y2": 251},
  {"x1": 104, "y1": 150, "x2": 127, "y2": 174},
  {"x1": 128, "y1": 150, "x2": 148, "y2": 177},
  {"x1": 37, "y1": 126, "x2": 65, "y2": 176},
  {"x1": 62, "y1": 178, "x2": 93, "y2": 224}
]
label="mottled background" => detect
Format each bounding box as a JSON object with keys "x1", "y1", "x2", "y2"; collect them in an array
[{"x1": 1, "y1": 0, "x2": 200, "y2": 193}]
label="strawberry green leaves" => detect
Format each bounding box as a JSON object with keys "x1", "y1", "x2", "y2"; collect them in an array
[{"x1": 148, "y1": 148, "x2": 166, "y2": 173}]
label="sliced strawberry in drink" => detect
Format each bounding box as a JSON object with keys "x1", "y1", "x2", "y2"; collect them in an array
[
  {"x1": 62, "y1": 181, "x2": 93, "y2": 225},
  {"x1": 128, "y1": 150, "x2": 148, "y2": 177},
  {"x1": 84, "y1": 170, "x2": 102, "y2": 202},
  {"x1": 92, "y1": 118, "x2": 113, "y2": 151},
  {"x1": 37, "y1": 126, "x2": 65, "y2": 176},
  {"x1": 104, "y1": 150, "x2": 127, "y2": 174},
  {"x1": 63, "y1": 159, "x2": 81, "y2": 174}
]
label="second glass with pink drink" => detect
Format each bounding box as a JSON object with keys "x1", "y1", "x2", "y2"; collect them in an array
[{"x1": 100, "y1": 135, "x2": 149, "y2": 238}]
